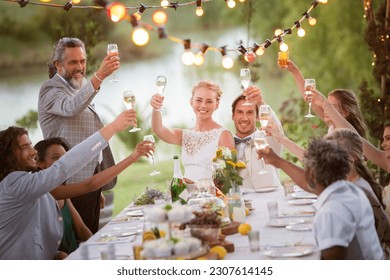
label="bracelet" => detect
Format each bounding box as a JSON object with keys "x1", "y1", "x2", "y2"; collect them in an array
[{"x1": 93, "y1": 72, "x2": 103, "y2": 82}]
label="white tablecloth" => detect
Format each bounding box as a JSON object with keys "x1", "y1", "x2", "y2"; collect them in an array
[{"x1": 67, "y1": 186, "x2": 320, "y2": 260}]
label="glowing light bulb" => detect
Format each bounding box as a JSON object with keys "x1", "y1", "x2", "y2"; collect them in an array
[
  {"x1": 107, "y1": 2, "x2": 126, "y2": 23},
  {"x1": 71, "y1": 0, "x2": 80, "y2": 4},
  {"x1": 244, "y1": 51, "x2": 256, "y2": 63},
  {"x1": 132, "y1": 27, "x2": 150, "y2": 46},
  {"x1": 152, "y1": 10, "x2": 168, "y2": 26},
  {"x1": 182, "y1": 51, "x2": 195, "y2": 66},
  {"x1": 274, "y1": 29, "x2": 283, "y2": 36},
  {"x1": 40, "y1": 0, "x2": 52, "y2": 2},
  {"x1": 161, "y1": 0, "x2": 169, "y2": 8},
  {"x1": 239, "y1": 0, "x2": 245, "y2": 2},
  {"x1": 279, "y1": 42, "x2": 288, "y2": 52},
  {"x1": 227, "y1": 0, "x2": 236, "y2": 8},
  {"x1": 297, "y1": 27, "x2": 306, "y2": 37},
  {"x1": 222, "y1": 56, "x2": 234, "y2": 69},
  {"x1": 196, "y1": 6, "x2": 204, "y2": 16},
  {"x1": 255, "y1": 46, "x2": 265, "y2": 56},
  {"x1": 133, "y1": 12, "x2": 142, "y2": 21},
  {"x1": 194, "y1": 53, "x2": 205, "y2": 66},
  {"x1": 318, "y1": 0, "x2": 328, "y2": 3},
  {"x1": 308, "y1": 17, "x2": 317, "y2": 26}
]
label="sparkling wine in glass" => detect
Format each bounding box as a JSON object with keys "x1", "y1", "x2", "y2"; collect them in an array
[
  {"x1": 240, "y1": 68, "x2": 252, "y2": 106},
  {"x1": 304, "y1": 79, "x2": 316, "y2": 118},
  {"x1": 155, "y1": 75, "x2": 167, "y2": 112},
  {"x1": 253, "y1": 130, "x2": 269, "y2": 174},
  {"x1": 107, "y1": 44, "x2": 119, "y2": 82},
  {"x1": 143, "y1": 135, "x2": 161, "y2": 176},
  {"x1": 123, "y1": 90, "x2": 141, "y2": 132},
  {"x1": 259, "y1": 104, "x2": 271, "y2": 130}
]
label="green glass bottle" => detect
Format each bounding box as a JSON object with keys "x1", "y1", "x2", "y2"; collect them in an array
[{"x1": 170, "y1": 155, "x2": 187, "y2": 204}]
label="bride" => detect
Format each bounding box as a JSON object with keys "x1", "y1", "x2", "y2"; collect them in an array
[{"x1": 151, "y1": 80, "x2": 235, "y2": 182}]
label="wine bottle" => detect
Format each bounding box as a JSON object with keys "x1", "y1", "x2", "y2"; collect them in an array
[{"x1": 170, "y1": 155, "x2": 187, "y2": 204}]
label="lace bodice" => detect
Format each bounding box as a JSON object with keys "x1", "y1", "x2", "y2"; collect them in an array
[{"x1": 182, "y1": 127, "x2": 228, "y2": 181}]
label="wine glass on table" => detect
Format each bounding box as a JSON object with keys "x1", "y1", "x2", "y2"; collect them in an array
[
  {"x1": 107, "y1": 44, "x2": 119, "y2": 82},
  {"x1": 143, "y1": 135, "x2": 161, "y2": 176},
  {"x1": 259, "y1": 104, "x2": 271, "y2": 130},
  {"x1": 304, "y1": 79, "x2": 316, "y2": 118},
  {"x1": 155, "y1": 75, "x2": 167, "y2": 112},
  {"x1": 253, "y1": 130, "x2": 269, "y2": 174},
  {"x1": 123, "y1": 90, "x2": 141, "y2": 132},
  {"x1": 240, "y1": 68, "x2": 252, "y2": 106}
]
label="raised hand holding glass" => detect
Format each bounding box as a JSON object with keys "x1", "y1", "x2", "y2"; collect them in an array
[
  {"x1": 304, "y1": 79, "x2": 316, "y2": 118},
  {"x1": 259, "y1": 104, "x2": 271, "y2": 130},
  {"x1": 143, "y1": 135, "x2": 161, "y2": 176},
  {"x1": 107, "y1": 44, "x2": 119, "y2": 82},
  {"x1": 240, "y1": 68, "x2": 252, "y2": 106},
  {"x1": 123, "y1": 90, "x2": 141, "y2": 132},
  {"x1": 155, "y1": 75, "x2": 167, "y2": 112},
  {"x1": 253, "y1": 130, "x2": 269, "y2": 174}
]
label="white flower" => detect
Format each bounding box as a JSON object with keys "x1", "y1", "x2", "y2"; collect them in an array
[
  {"x1": 167, "y1": 203, "x2": 194, "y2": 224},
  {"x1": 222, "y1": 147, "x2": 232, "y2": 159},
  {"x1": 143, "y1": 206, "x2": 167, "y2": 223}
]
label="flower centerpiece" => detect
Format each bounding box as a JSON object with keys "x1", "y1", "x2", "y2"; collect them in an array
[{"x1": 212, "y1": 147, "x2": 246, "y2": 195}]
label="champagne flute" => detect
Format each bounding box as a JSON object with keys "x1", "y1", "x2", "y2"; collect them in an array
[
  {"x1": 155, "y1": 75, "x2": 167, "y2": 112},
  {"x1": 253, "y1": 130, "x2": 269, "y2": 174},
  {"x1": 259, "y1": 104, "x2": 271, "y2": 130},
  {"x1": 123, "y1": 90, "x2": 141, "y2": 132},
  {"x1": 107, "y1": 44, "x2": 119, "y2": 82},
  {"x1": 143, "y1": 135, "x2": 161, "y2": 176},
  {"x1": 240, "y1": 68, "x2": 252, "y2": 106},
  {"x1": 304, "y1": 79, "x2": 316, "y2": 118}
]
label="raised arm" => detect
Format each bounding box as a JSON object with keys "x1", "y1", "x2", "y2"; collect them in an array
[
  {"x1": 317, "y1": 93, "x2": 389, "y2": 172},
  {"x1": 150, "y1": 93, "x2": 182, "y2": 145},
  {"x1": 257, "y1": 146, "x2": 311, "y2": 192},
  {"x1": 286, "y1": 60, "x2": 324, "y2": 119},
  {"x1": 266, "y1": 119, "x2": 305, "y2": 162},
  {"x1": 50, "y1": 140, "x2": 153, "y2": 200}
]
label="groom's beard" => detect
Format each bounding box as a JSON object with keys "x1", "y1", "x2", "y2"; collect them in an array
[{"x1": 58, "y1": 67, "x2": 87, "y2": 90}]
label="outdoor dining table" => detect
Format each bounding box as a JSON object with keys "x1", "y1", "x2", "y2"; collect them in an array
[{"x1": 66, "y1": 185, "x2": 320, "y2": 260}]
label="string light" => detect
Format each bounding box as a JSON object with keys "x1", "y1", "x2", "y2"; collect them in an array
[
  {"x1": 4, "y1": 0, "x2": 326, "y2": 68},
  {"x1": 195, "y1": 0, "x2": 203, "y2": 16},
  {"x1": 107, "y1": 2, "x2": 126, "y2": 22},
  {"x1": 161, "y1": 0, "x2": 169, "y2": 8},
  {"x1": 181, "y1": 39, "x2": 195, "y2": 65},
  {"x1": 226, "y1": 0, "x2": 236, "y2": 9},
  {"x1": 63, "y1": 0, "x2": 72, "y2": 11},
  {"x1": 72, "y1": 0, "x2": 81, "y2": 4},
  {"x1": 194, "y1": 43, "x2": 208, "y2": 66},
  {"x1": 152, "y1": 10, "x2": 168, "y2": 26},
  {"x1": 220, "y1": 46, "x2": 234, "y2": 69},
  {"x1": 276, "y1": 36, "x2": 288, "y2": 52},
  {"x1": 130, "y1": 15, "x2": 149, "y2": 46},
  {"x1": 295, "y1": 21, "x2": 306, "y2": 37},
  {"x1": 304, "y1": 12, "x2": 317, "y2": 26}
]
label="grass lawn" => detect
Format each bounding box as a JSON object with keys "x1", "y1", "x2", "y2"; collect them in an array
[{"x1": 111, "y1": 159, "x2": 173, "y2": 216}]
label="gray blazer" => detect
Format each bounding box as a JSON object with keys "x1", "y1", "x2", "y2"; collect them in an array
[{"x1": 38, "y1": 74, "x2": 116, "y2": 190}]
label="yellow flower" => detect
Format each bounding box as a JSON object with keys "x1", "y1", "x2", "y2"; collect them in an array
[
  {"x1": 236, "y1": 161, "x2": 246, "y2": 169},
  {"x1": 216, "y1": 149, "x2": 223, "y2": 159},
  {"x1": 226, "y1": 160, "x2": 235, "y2": 168}
]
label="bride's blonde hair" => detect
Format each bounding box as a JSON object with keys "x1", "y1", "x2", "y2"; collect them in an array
[{"x1": 192, "y1": 80, "x2": 223, "y2": 101}]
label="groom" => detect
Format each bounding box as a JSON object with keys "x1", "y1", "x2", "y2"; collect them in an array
[{"x1": 231, "y1": 87, "x2": 284, "y2": 189}]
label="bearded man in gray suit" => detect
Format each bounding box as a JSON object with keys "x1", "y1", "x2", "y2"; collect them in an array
[{"x1": 38, "y1": 37, "x2": 120, "y2": 233}]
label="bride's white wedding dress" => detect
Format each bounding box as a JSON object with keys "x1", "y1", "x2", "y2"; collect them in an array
[{"x1": 182, "y1": 127, "x2": 229, "y2": 182}]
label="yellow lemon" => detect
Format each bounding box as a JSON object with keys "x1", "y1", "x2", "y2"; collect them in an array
[
  {"x1": 159, "y1": 230, "x2": 166, "y2": 238},
  {"x1": 238, "y1": 223, "x2": 252, "y2": 235},
  {"x1": 142, "y1": 231, "x2": 156, "y2": 242},
  {"x1": 210, "y1": 245, "x2": 227, "y2": 260},
  {"x1": 245, "y1": 207, "x2": 250, "y2": 216},
  {"x1": 176, "y1": 257, "x2": 186, "y2": 260},
  {"x1": 196, "y1": 257, "x2": 207, "y2": 260}
]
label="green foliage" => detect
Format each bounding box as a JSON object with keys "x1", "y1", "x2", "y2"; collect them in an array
[{"x1": 16, "y1": 110, "x2": 38, "y2": 129}]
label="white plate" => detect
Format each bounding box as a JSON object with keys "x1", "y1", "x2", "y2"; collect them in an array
[
  {"x1": 290, "y1": 192, "x2": 318, "y2": 199},
  {"x1": 125, "y1": 209, "x2": 144, "y2": 217},
  {"x1": 285, "y1": 223, "x2": 312, "y2": 231},
  {"x1": 288, "y1": 198, "x2": 317, "y2": 205},
  {"x1": 266, "y1": 219, "x2": 305, "y2": 227},
  {"x1": 254, "y1": 186, "x2": 278, "y2": 193},
  {"x1": 263, "y1": 246, "x2": 313, "y2": 258}
]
